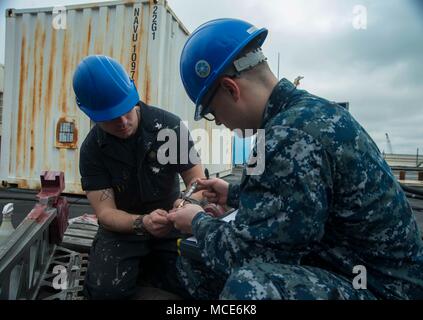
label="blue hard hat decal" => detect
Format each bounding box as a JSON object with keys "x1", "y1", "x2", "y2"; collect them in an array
[
  {"x1": 247, "y1": 26, "x2": 258, "y2": 34},
  {"x1": 195, "y1": 60, "x2": 211, "y2": 78}
]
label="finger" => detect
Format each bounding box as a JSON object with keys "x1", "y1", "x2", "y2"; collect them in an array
[
  {"x1": 203, "y1": 191, "x2": 217, "y2": 198},
  {"x1": 194, "y1": 183, "x2": 209, "y2": 192},
  {"x1": 151, "y1": 213, "x2": 169, "y2": 225},
  {"x1": 154, "y1": 224, "x2": 171, "y2": 232},
  {"x1": 197, "y1": 177, "x2": 214, "y2": 184},
  {"x1": 155, "y1": 209, "x2": 168, "y2": 216},
  {"x1": 204, "y1": 196, "x2": 218, "y2": 203},
  {"x1": 189, "y1": 177, "x2": 201, "y2": 186},
  {"x1": 196, "y1": 178, "x2": 215, "y2": 188},
  {"x1": 167, "y1": 212, "x2": 176, "y2": 222},
  {"x1": 185, "y1": 204, "x2": 203, "y2": 212}
]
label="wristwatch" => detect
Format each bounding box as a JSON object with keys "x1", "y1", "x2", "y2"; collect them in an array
[{"x1": 133, "y1": 215, "x2": 148, "y2": 236}]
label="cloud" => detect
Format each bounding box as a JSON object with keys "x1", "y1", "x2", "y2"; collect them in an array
[
  {"x1": 193, "y1": 0, "x2": 423, "y2": 155},
  {"x1": 1, "y1": 0, "x2": 422, "y2": 154}
]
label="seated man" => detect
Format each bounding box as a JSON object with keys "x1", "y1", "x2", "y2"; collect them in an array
[
  {"x1": 168, "y1": 18, "x2": 423, "y2": 300},
  {"x1": 73, "y1": 55, "x2": 204, "y2": 299}
]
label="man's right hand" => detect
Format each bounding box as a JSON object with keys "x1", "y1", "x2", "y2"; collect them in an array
[
  {"x1": 196, "y1": 178, "x2": 229, "y2": 206},
  {"x1": 142, "y1": 209, "x2": 172, "y2": 238}
]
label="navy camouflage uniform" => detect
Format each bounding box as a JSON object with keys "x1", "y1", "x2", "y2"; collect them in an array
[{"x1": 177, "y1": 79, "x2": 423, "y2": 300}]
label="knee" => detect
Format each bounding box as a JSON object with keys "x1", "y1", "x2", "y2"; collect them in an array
[
  {"x1": 84, "y1": 269, "x2": 137, "y2": 300},
  {"x1": 176, "y1": 256, "x2": 225, "y2": 300},
  {"x1": 220, "y1": 265, "x2": 281, "y2": 300},
  {"x1": 84, "y1": 279, "x2": 136, "y2": 300}
]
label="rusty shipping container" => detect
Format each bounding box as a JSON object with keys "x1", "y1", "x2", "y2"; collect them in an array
[
  {"x1": 0, "y1": 0, "x2": 233, "y2": 194},
  {"x1": 0, "y1": 64, "x2": 4, "y2": 134}
]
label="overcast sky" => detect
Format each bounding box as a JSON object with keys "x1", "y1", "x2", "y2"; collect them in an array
[{"x1": 0, "y1": 0, "x2": 422, "y2": 154}]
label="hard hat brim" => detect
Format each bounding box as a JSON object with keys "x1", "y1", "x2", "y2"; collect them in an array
[{"x1": 78, "y1": 81, "x2": 140, "y2": 122}]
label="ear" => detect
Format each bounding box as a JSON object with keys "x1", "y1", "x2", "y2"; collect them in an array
[{"x1": 220, "y1": 77, "x2": 240, "y2": 102}]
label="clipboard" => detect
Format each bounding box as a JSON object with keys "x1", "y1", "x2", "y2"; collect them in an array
[{"x1": 177, "y1": 209, "x2": 238, "y2": 261}]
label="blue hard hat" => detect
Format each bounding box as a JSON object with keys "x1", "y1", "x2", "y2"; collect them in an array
[
  {"x1": 72, "y1": 55, "x2": 140, "y2": 122},
  {"x1": 180, "y1": 18, "x2": 268, "y2": 121}
]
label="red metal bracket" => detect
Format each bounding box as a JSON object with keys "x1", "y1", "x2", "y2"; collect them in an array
[{"x1": 36, "y1": 171, "x2": 65, "y2": 205}]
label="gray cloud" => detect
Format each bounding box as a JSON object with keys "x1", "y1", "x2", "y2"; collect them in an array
[
  {"x1": 0, "y1": 0, "x2": 422, "y2": 154},
  {"x1": 173, "y1": 0, "x2": 423, "y2": 155}
]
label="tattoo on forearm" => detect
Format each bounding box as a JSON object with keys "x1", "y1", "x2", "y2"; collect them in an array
[{"x1": 100, "y1": 189, "x2": 113, "y2": 201}]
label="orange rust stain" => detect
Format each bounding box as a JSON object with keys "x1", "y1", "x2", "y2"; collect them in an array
[
  {"x1": 30, "y1": 22, "x2": 41, "y2": 175},
  {"x1": 107, "y1": 10, "x2": 113, "y2": 57},
  {"x1": 44, "y1": 29, "x2": 57, "y2": 168},
  {"x1": 137, "y1": 7, "x2": 145, "y2": 80},
  {"x1": 75, "y1": 50, "x2": 87, "y2": 119},
  {"x1": 125, "y1": 55, "x2": 131, "y2": 77},
  {"x1": 94, "y1": 12, "x2": 105, "y2": 55},
  {"x1": 74, "y1": 125, "x2": 79, "y2": 147},
  {"x1": 39, "y1": 31, "x2": 46, "y2": 110},
  {"x1": 84, "y1": 18, "x2": 92, "y2": 56},
  {"x1": 94, "y1": 35, "x2": 101, "y2": 54},
  {"x1": 120, "y1": 19, "x2": 126, "y2": 63},
  {"x1": 69, "y1": 25, "x2": 79, "y2": 116},
  {"x1": 145, "y1": 65, "x2": 151, "y2": 104},
  {"x1": 60, "y1": 29, "x2": 70, "y2": 115},
  {"x1": 17, "y1": 34, "x2": 27, "y2": 175},
  {"x1": 142, "y1": 4, "x2": 152, "y2": 104},
  {"x1": 59, "y1": 149, "x2": 66, "y2": 173},
  {"x1": 106, "y1": 8, "x2": 110, "y2": 32},
  {"x1": 18, "y1": 179, "x2": 30, "y2": 190},
  {"x1": 32, "y1": 27, "x2": 46, "y2": 175}
]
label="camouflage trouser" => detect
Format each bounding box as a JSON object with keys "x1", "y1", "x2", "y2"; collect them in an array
[{"x1": 177, "y1": 257, "x2": 377, "y2": 300}]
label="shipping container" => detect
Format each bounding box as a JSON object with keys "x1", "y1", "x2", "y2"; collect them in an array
[
  {"x1": 0, "y1": 0, "x2": 233, "y2": 194},
  {"x1": 0, "y1": 64, "x2": 4, "y2": 135}
]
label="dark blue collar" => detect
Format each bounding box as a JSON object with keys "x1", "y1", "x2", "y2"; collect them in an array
[{"x1": 261, "y1": 78, "x2": 300, "y2": 128}]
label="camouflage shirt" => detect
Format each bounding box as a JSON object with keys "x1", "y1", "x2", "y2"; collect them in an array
[{"x1": 192, "y1": 78, "x2": 423, "y2": 299}]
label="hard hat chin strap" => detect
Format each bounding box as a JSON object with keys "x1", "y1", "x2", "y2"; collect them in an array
[{"x1": 233, "y1": 48, "x2": 267, "y2": 73}]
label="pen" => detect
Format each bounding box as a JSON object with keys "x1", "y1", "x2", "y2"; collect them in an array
[{"x1": 177, "y1": 168, "x2": 209, "y2": 208}]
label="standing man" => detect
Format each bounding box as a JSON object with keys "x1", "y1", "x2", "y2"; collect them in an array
[
  {"x1": 73, "y1": 55, "x2": 204, "y2": 299},
  {"x1": 168, "y1": 18, "x2": 423, "y2": 299}
]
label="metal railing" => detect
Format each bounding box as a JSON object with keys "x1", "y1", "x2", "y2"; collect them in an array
[
  {"x1": 0, "y1": 171, "x2": 86, "y2": 300},
  {"x1": 0, "y1": 208, "x2": 56, "y2": 299}
]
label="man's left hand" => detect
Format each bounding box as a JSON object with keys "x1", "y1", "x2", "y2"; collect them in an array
[{"x1": 168, "y1": 204, "x2": 204, "y2": 234}]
